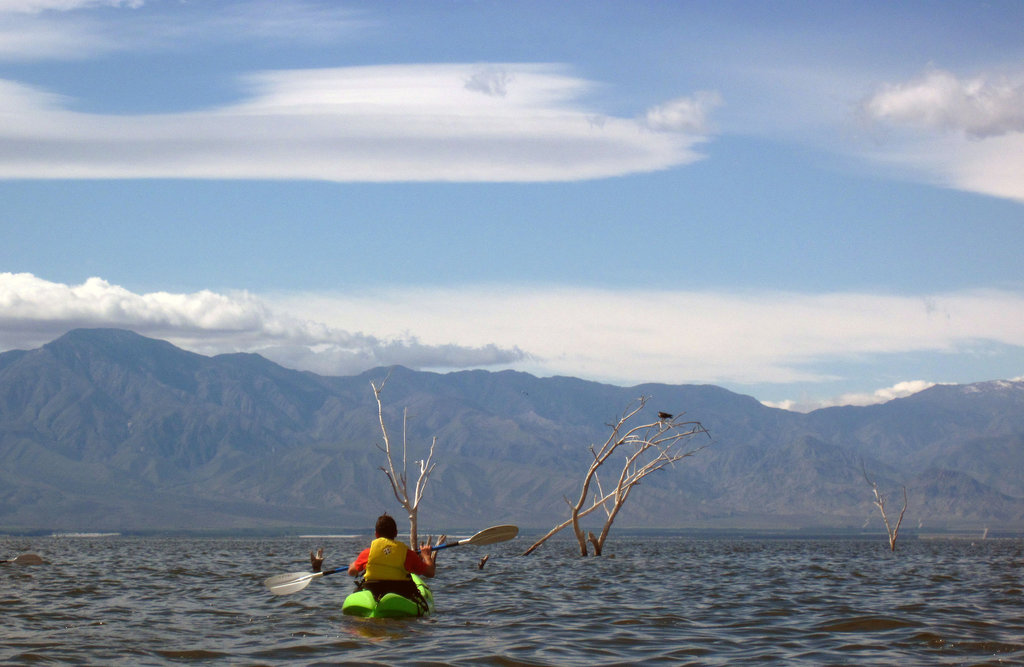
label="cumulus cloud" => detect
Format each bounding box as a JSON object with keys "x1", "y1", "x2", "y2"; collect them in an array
[
  {"x1": 643, "y1": 91, "x2": 723, "y2": 134},
  {"x1": 0, "y1": 64, "x2": 716, "y2": 182},
  {"x1": 5, "y1": 274, "x2": 1023, "y2": 407},
  {"x1": 859, "y1": 67, "x2": 1024, "y2": 203},
  {"x1": 764, "y1": 380, "x2": 943, "y2": 412},
  {"x1": 0, "y1": 273, "x2": 527, "y2": 375},
  {"x1": 265, "y1": 285, "x2": 1024, "y2": 391},
  {"x1": 464, "y1": 67, "x2": 515, "y2": 97},
  {"x1": 863, "y1": 68, "x2": 1024, "y2": 139}
]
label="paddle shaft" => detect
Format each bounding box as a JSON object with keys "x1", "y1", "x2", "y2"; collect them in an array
[{"x1": 265, "y1": 524, "x2": 516, "y2": 595}]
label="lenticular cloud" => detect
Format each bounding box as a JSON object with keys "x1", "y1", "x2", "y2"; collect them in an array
[{"x1": 0, "y1": 64, "x2": 718, "y2": 182}]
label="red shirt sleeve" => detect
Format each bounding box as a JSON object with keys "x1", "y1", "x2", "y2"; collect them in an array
[
  {"x1": 403, "y1": 547, "x2": 428, "y2": 575},
  {"x1": 351, "y1": 547, "x2": 370, "y2": 573}
]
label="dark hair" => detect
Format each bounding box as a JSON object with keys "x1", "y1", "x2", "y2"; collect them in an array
[{"x1": 375, "y1": 513, "x2": 398, "y2": 539}]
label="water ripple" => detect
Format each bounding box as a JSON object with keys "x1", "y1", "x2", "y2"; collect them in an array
[{"x1": 2, "y1": 535, "x2": 1022, "y2": 665}]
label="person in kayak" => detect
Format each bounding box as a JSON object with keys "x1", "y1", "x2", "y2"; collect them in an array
[{"x1": 347, "y1": 513, "x2": 437, "y2": 606}]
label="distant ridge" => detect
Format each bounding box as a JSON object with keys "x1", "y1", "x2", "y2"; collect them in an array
[{"x1": 1, "y1": 328, "x2": 1022, "y2": 533}]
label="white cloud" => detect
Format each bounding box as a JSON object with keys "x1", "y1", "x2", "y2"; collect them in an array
[
  {"x1": 643, "y1": 91, "x2": 723, "y2": 134},
  {"x1": 863, "y1": 69, "x2": 1024, "y2": 139},
  {"x1": 0, "y1": 0, "x2": 364, "y2": 56},
  {"x1": 0, "y1": 0, "x2": 152, "y2": 60},
  {"x1": 0, "y1": 0, "x2": 140, "y2": 13},
  {"x1": 764, "y1": 380, "x2": 942, "y2": 412},
  {"x1": 464, "y1": 67, "x2": 515, "y2": 97},
  {"x1": 0, "y1": 11, "x2": 108, "y2": 59},
  {"x1": 0, "y1": 64, "x2": 716, "y2": 182},
  {"x1": 4, "y1": 274, "x2": 1023, "y2": 406},
  {"x1": 0, "y1": 273, "x2": 526, "y2": 374},
  {"x1": 859, "y1": 67, "x2": 1024, "y2": 203},
  {"x1": 267, "y1": 287, "x2": 1024, "y2": 387}
]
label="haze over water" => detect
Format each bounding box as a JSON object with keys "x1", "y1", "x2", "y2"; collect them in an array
[{"x1": 2, "y1": 535, "x2": 1021, "y2": 665}]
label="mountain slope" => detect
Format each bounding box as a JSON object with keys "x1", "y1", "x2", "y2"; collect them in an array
[{"x1": 1, "y1": 329, "x2": 1021, "y2": 533}]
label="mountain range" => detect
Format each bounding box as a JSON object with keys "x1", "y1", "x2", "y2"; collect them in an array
[{"x1": 1, "y1": 328, "x2": 1022, "y2": 535}]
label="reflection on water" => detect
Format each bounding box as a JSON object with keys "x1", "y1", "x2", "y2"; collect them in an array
[{"x1": 1, "y1": 535, "x2": 1022, "y2": 665}]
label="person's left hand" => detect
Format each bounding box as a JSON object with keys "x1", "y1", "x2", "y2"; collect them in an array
[{"x1": 310, "y1": 548, "x2": 324, "y2": 572}]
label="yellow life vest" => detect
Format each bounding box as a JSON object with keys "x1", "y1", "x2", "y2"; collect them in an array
[{"x1": 365, "y1": 537, "x2": 411, "y2": 581}]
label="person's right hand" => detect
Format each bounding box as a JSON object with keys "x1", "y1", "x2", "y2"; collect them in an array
[{"x1": 419, "y1": 542, "x2": 436, "y2": 563}]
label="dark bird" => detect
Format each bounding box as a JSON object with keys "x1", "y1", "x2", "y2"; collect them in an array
[{"x1": 658, "y1": 411, "x2": 673, "y2": 420}]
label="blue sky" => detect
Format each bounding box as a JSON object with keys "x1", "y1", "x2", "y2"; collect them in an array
[{"x1": 1, "y1": 0, "x2": 1023, "y2": 411}]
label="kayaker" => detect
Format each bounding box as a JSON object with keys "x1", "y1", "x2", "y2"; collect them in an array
[{"x1": 347, "y1": 514, "x2": 437, "y2": 604}]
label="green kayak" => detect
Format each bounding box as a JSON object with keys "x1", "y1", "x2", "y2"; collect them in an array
[{"x1": 342, "y1": 574, "x2": 434, "y2": 618}]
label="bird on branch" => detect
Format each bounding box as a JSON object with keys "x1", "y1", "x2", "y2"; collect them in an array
[{"x1": 658, "y1": 411, "x2": 673, "y2": 420}]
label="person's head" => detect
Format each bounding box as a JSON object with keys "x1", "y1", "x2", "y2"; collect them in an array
[{"x1": 374, "y1": 513, "x2": 398, "y2": 539}]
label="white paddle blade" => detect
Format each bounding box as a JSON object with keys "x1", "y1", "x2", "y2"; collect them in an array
[
  {"x1": 433, "y1": 524, "x2": 519, "y2": 550},
  {"x1": 467, "y1": 524, "x2": 518, "y2": 546},
  {"x1": 264, "y1": 571, "x2": 321, "y2": 596},
  {"x1": 5, "y1": 554, "x2": 43, "y2": 565}
]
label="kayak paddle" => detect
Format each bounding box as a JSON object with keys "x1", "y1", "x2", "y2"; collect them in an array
[
  {"x1": 2, "y1": 554, "x2": 43, "y2": 565},
  {"x1": 433, "y1": 524, "x2": 518, "y2": 550},
  {"x1": 264, "y1": 524, "x2": 518, "y2": 595},
  {"x1": 265, "y1": 566, "x2": 346, "y2": 596}
]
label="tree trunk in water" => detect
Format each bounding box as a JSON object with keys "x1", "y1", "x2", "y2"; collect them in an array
[
  {"x1": 522, "y1": 396, "x2": 708, "y2": 558},
  {"x1": 409, "y1": 513, "x2": 418, "y2": 549},
  {"x1": 573, "y1": 521, "x2": 588, "y2": 556},
  {"x1": 372, "y1": 372, "x2": 438, "y2": 550}
]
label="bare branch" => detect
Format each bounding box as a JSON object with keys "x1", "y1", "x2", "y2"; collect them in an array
[
  {"x1": 525, "y1": 396, "x2": 709, "y2": 556},
  {"x1": 522, "y1": 487, "x2": 618, "y2": 555},
  {"x1": 863, "y1": 462, "x2": 908, "y2": 552},
  {"x1": 379, "y1": 466, "x2": 406, "y2": 506},
  {"x1": 412, "y1": 436, "x2": 438, "y2": 509},
  {"x1": 890, "y1": 486, "x2": 908, "y2": 551},
  {"x1": 371, "y1": 373, "x2": 440, "y2": 547}
]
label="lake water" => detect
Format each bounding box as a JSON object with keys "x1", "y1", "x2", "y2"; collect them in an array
[{"x1": 1, "y1": 534, "x2": 1021, "y2": 665}]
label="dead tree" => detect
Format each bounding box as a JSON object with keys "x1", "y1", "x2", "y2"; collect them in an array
[
  {"x1": 863, "y1": 464, "x2": 907, "y2": 552},
  {"x1": 523, "y1": 396, "x2": 709, "y2": 556},
  {"x1": 372, "y1": 371, "x2": 438, "y2": 547}
]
